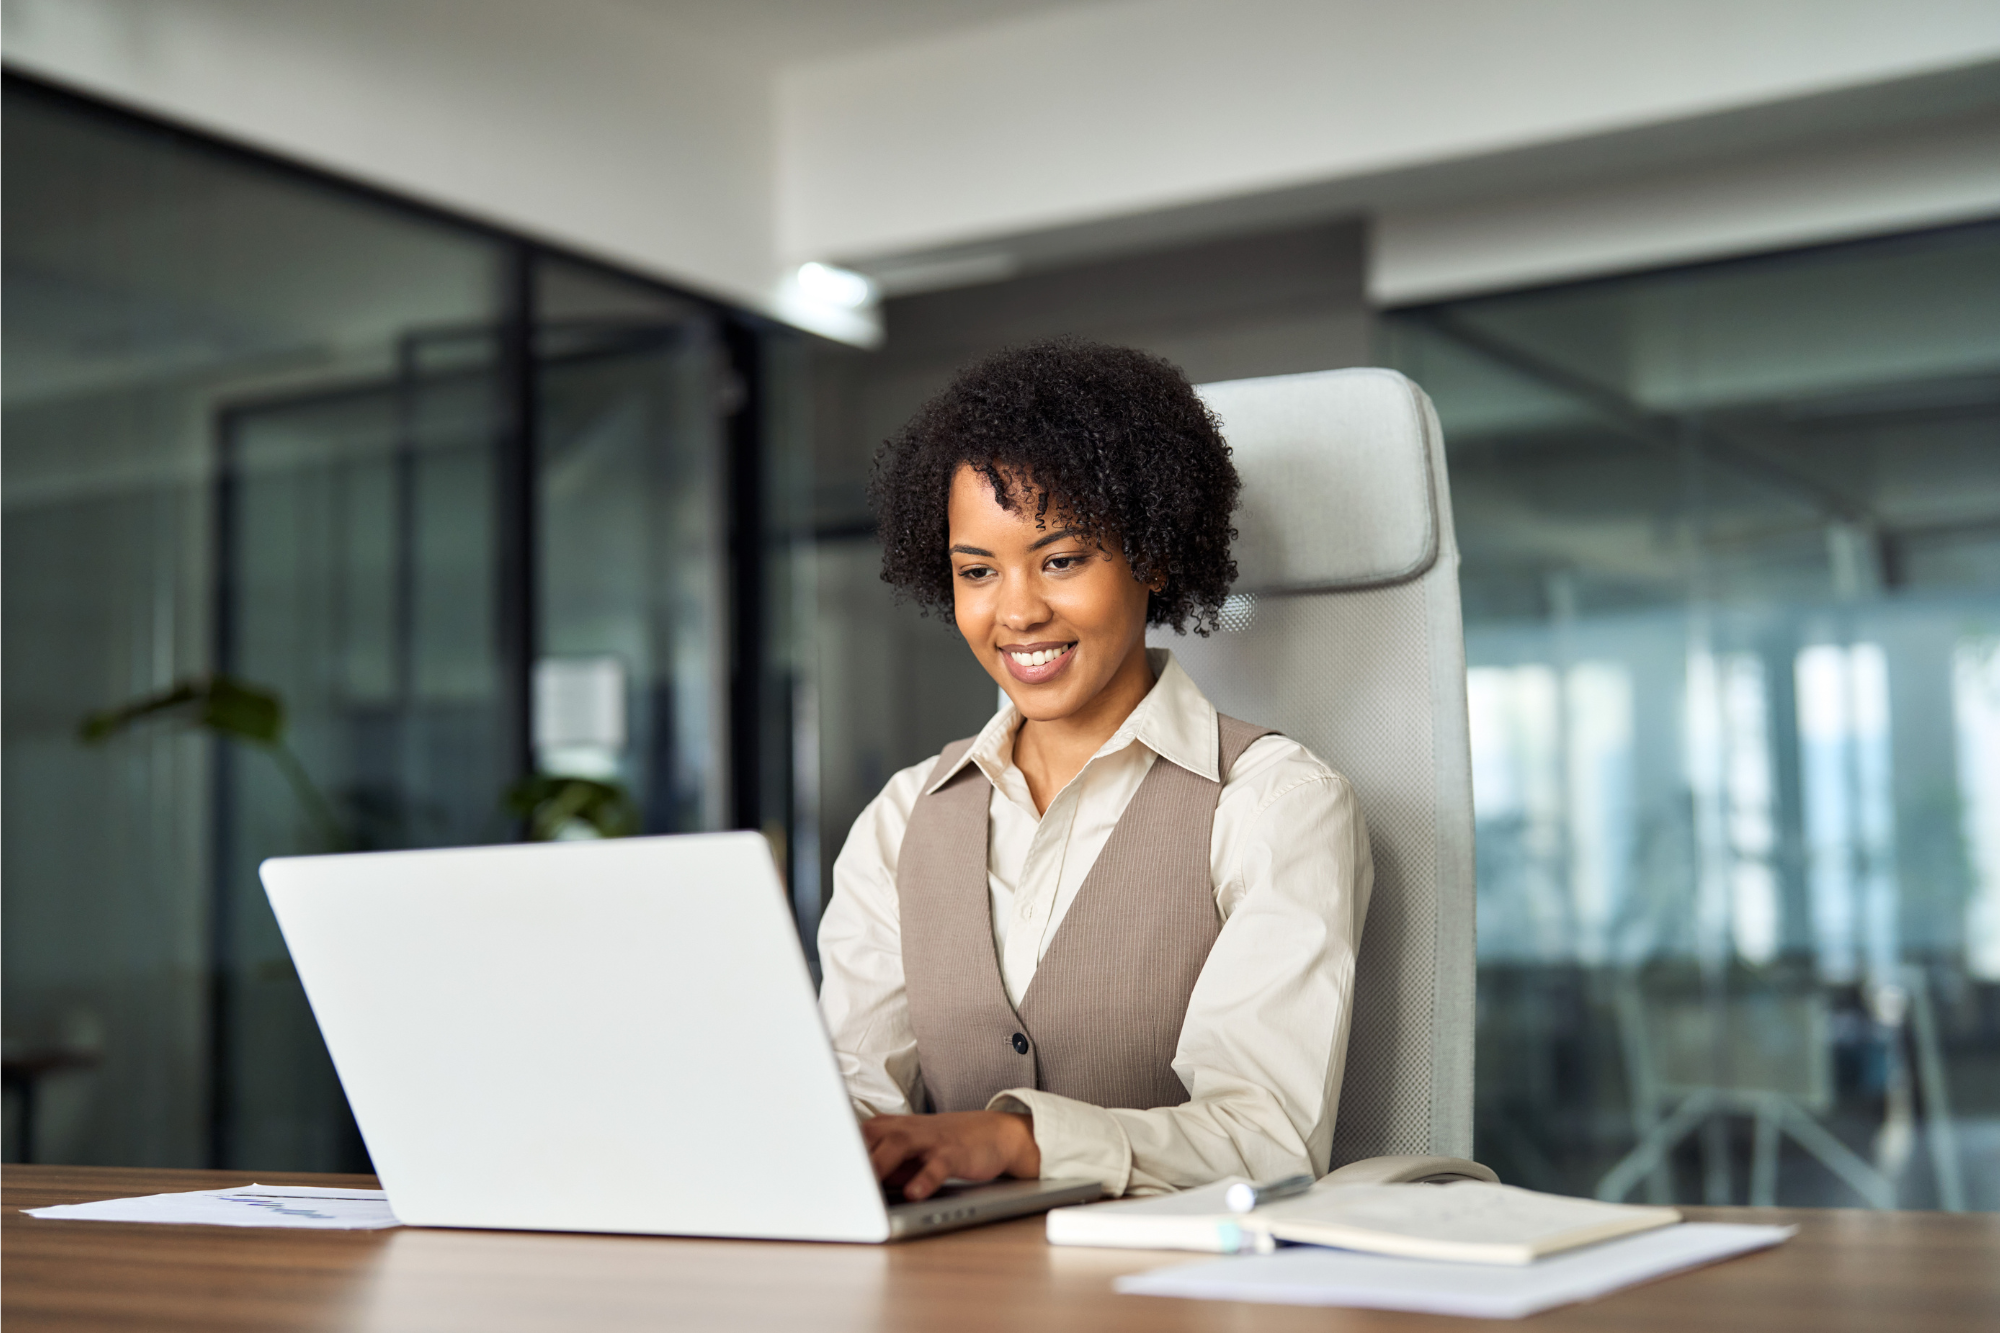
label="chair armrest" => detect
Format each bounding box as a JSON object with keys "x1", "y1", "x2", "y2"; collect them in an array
[{"x1": 1322, "y1": 1154, "x2": 1499, "y2": 1186}]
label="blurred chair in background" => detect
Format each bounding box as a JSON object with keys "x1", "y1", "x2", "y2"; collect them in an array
[{"x1": 1595, "y1": 963, "x2": 1963, "y2": 1210}]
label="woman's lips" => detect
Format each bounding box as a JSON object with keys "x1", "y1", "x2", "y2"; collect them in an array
[{"x1": 1001, "y1": 642, "x2": 1076, "y2": 685}]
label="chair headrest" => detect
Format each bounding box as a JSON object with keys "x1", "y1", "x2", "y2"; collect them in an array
[{"x1": 1197, "y1": 368, "x2": 1440, "y2": 594}]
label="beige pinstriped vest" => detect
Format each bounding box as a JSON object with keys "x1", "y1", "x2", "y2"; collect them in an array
[{"x1": 898, "y1": 715, "x2": 1275, "y2": 1114}]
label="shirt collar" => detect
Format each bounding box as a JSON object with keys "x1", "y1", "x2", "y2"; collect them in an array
[{"x1": 922, "y1": 648, "x2": 1220, "y2": 795}]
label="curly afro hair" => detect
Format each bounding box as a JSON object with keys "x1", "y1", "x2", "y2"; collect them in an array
[{"x1": 869, "y1": 338, "x2": 1241, "y2": 636}]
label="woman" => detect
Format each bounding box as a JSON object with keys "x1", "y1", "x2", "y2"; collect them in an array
[{"x1": 818, "y1": 338, "x2": 1372, "y2": 1201}]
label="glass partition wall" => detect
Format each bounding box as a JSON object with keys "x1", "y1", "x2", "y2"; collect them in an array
[
  {"x1": 1384, "y1": 222, "x2": 2000, "y2": 1211},
  {"x1": 2, "y1": 78, "x2": 804, "y2": 1171}
]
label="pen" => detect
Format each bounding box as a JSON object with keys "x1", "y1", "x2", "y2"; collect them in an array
[{"x1": 1224, "y1": 1173, "x2": 1314, "y2": 1213}]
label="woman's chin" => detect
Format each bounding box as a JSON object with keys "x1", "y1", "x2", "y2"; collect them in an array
[{"x1": 1000, "y1": 679, "x2": 1089, "y2": 722}]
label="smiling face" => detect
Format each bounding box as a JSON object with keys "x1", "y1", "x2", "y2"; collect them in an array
[{"x1": 947, "y1": 464, "x2": 1156, "y2": 726}]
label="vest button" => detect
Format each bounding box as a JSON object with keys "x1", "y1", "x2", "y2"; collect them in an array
[{"x1": 1010, "y1": 1032, "x2": 1030, "y2": 1055}]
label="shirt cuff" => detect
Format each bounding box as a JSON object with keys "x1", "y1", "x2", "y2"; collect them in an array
[{"x1": 987, "y1": 1088, "x2": 1133, "y2": 1196}]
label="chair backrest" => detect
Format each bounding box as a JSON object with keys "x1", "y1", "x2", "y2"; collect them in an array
[{"x1": 1159, "y1": 368, "x2": 1474, "y2": 1166}]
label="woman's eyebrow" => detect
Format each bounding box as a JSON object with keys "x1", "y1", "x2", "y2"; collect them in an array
[{"x1": 948, "y1": 529, "x2": 1080, "y2": 557}]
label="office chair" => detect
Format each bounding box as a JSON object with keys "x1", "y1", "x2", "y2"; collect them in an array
[
  {"x1": 1159, "y1": 368, "x2": 1492, "y2": 1186},
  {"x1": 1596, "y1": 962, "x2": 1962, "y2": 1210}
]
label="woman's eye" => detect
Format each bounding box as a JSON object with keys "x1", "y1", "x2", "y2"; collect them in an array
[
  {"x1": 1045, "y1": 555, "x2": 1084, "y2": 572},
  {"x1": 957, "y1": 565, "x2": 994, "y2": 582}
]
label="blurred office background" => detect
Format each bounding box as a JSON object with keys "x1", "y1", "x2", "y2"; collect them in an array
[{"x1": 4, "y1": 0, "x2": 1998, "y2": 1213}]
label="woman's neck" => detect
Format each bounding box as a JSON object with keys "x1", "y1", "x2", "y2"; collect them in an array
[{"x1": 1012, "y1": 642, "x2": 1156, "y2": 815}]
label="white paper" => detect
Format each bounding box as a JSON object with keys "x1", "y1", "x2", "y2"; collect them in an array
[
  {"x1": 24, "y1": 1184, "x2": 401, "y2": 1230},
  {"x1": 1115, "y1": 1222, "x2": 1795, "y2": 1319}
]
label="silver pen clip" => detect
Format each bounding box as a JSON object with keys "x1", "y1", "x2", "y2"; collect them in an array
[{"x1": 1223, "y1": 1173, "x2": 1314, "y2": 1214}]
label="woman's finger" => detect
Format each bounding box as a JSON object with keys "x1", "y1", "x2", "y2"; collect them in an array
[
  {"x1": 901, "y1": 1149, "x2": 954, "y2": 1202},
  {"x1": 867, "y1": 1129, "x2": 914, "y2": 1180}
]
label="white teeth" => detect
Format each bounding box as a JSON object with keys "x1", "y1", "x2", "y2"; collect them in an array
[{"x1": 1009, "y1": 645, "x2": 1070, "y2": 668}]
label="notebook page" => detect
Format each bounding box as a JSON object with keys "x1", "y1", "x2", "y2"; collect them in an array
[
  {"x1": 1115, "y1": 1222, "x2": 1795, "y2": 1319},
  {"x1": 1256, "y1": 1182, "x2": 1679, "y2": 1263}
]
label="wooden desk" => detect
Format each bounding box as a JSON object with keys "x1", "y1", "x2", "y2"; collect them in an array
[{"x1": 6, "y1": 1165, "x2": 1996, "y2": 1331}]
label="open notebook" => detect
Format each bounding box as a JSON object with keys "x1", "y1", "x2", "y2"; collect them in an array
[{"x1": 1048, "y1": 1179, "x2": 1681, "y2": 1265}]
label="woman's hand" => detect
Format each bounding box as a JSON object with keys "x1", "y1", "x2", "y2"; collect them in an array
[{"x1": 861, "y1": 1110, "x2": 1041, "y2": 1201}]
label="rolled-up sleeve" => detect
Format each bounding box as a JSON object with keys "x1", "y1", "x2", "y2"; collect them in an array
[{"x1": 992, "y1": 770, "x2": 1372, "y2": 1195}]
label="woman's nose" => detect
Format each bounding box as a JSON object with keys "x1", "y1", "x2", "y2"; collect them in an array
[{"x1": 997, "y1": 574, "x2": 1050, "y2": 629}]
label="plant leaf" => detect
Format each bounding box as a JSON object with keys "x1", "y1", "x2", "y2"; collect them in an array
[
  {"x1": 503, "y1": 774, "x2": 639, "y2": 841},
  {"x1": 79, "y1": 674, "x2": 284, "y2": 746},
  {"x1": 200, "y1": 675, "x2": 284, "y2": 744},
  {"x1": 79, "y1": 681, "x2": 203, "y2": 743}
]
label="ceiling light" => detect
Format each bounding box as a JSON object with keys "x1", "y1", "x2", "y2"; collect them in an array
[{"x1": 794, "y1": 261, "x2": 875, "y2": 310}]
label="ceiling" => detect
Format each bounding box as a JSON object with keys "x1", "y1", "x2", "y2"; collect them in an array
[{"x1": 619, "y1": 0, "x2": 1111, "y2": 67}]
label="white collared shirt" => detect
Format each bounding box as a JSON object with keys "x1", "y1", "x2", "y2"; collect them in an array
[{"x1": 817, "y1": 649, "x2": 1373, "y2": 1196}]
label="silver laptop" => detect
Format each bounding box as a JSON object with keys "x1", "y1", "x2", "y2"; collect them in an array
[{"x1": 261, "y1": 832, "x2": 1102, "y2": 1241}]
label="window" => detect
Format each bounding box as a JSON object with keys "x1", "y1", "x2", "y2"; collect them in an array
[
  {"x1": 1, "y1": 78, "x2": 802, "y2": 1171},
  {"x1": 1387, "y1": 221, "x2": 2000, "y2": 1210}
]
